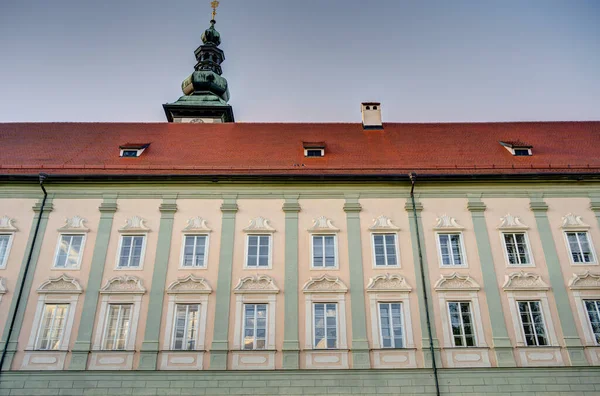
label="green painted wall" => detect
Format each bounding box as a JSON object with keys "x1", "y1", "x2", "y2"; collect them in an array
[{"x1": 282, "y1": 196, "x2": 301, "y2": 369}]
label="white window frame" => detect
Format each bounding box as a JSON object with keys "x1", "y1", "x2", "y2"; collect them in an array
[
  {"x1": 583, "y1": 299, "x2": 600, "y2": 346},
  {"x1": 507, "y1": 292, "x2": 559, "y2": 348},
  {"x1": 0, "y1": 233, "x2": 14, "y2": 269},
  {"x1": 179, "y1": 234, "x2": 210, "y2": 268},
  {"x1": 101, "y1": 303, "x2": 134, "y2": 351},
  {"x1": 244, "y1": 234, "x2": 273, "y2": 269},
  {"x1": 52, "y1": 234, "x2": 86, "y2": 270},
  {"x1": 312, "y1": 302, "x2": 339, "y2": 349},
  {"x1": 371, "y1": 233, "x2": 400, "y2": 268},
  {"x1": 564, "y1": 231, "x2": 597, "y2": 265},
  {"x1": 115, "y1": 234, "x2": 147, "y2": 270},
  {"x1": 170, "y1": 303, "x2": 202, "y2": 350},
  {"x1": 377, "y1": 302, "x2": 405, "y2": 349},
  {"x1": 310, "y1": 234, "x2": 339, "y2": 270},
  {"x1": 304, "y1": 148, "x2": 325, "y2": 157},
  {"x1": 34, "y1": 303, "x2": 71, "y2": 350},
  {"x1": 435, "y1": 232, "x2": 468, "y2": 268},
  {"x1": 241, "y1": 303, "x2": 269, "y2": 350},
  {"x1": 500, "y1": 232, "x2": 534, "y2": 267},
  {"x1": 516, "y1": 300, "x2": 550, "y2": 347},
  {"x1": 569, "y1": 272, "x2": 600, "y2": 353},
  {"x1": 446, "y1": 301, "x2": 477, "y2": 347}
]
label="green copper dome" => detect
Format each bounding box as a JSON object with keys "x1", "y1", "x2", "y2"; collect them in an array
[{"x1": 201, "y1": 20, "x2": 221, "y2": 46}]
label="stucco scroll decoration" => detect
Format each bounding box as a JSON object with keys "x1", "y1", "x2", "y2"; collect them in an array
[
  {"x1": 434, "y1": 272, "x2": 480, "y2": 291},
  {"x1": 118, "y1": 216, "x2": 150, "y2": 233},
  {"x1": 302, "y1": 274, "x2": 348, "y2": 293},
  {"x1": 233, "y1": 275, "x2": 280, "y2": 294},
  {"x1": 100, "y1": 275, "x2": 146, "y2": 294},
  {"x1": 167, "y1": 274, "x2": 212, "y2": 294},
  {"x1": 368, "y1": 215, "x2": 400, "y2": 231},
  {"x1": 497, "y1": 214, "x2": 528, "y2": 230},
  {"x1": 561, "y1": 213, "x2": 590, "y2": 229},
  {"x1": 308, "y1": 216, "x2": 339, "y2": 232},
  {"x1": 37, "y1": 274, "x2": 83, "y2": 294},
  {"x1": 57, "y1": 215, "x2": 89, "y2": 233},
  {"x1": 366, "y1": 273, "x2": 411, "y2": 293},
  {"x1": 243, "y1": 217, "x2": 276, "y2": 233},
  {"x1": 0, "y1": 277, "x2": 6, "y2": 294},
  {"x1": 182, "y1": 217, "x2": 212, "y2": 233},
  {"x1": 568, "y1": 271, "x2": 600, "y2": 290},
  {"x1": 0, "y1": 216, "x2": 17, "y2": 232},
  {"x1": 503, "y1": 271, "x2": 549, "y2": 291},
  {"x1": 434, "y1": 214, "x2": 464, "y2": 230}
]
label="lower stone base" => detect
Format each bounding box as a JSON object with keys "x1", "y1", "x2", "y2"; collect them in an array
[{"x1": 1, "y1": 367, "x2": 599, "y2": 395}]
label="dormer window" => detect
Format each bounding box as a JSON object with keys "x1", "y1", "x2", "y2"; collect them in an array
[
  {"x1": 303, "y1": 142, "x2": 326, "y2": 158},
  {"x1": 119, "y1": 143, "x2": 150, "y2": 158},
  {"x1": 500, "y1": 141, "x2": 532, "y2": 156}
]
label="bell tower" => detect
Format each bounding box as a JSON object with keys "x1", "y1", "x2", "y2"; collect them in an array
[{"x1": 163, "y1": 1, "x2": 235, "y2": 123}]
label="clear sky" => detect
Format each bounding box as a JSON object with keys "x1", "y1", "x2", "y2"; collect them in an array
[{"x1": 0, "y1": 0, "x2": 599, "y2": 123}]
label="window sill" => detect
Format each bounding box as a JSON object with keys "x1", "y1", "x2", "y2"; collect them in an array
[{"x1": 114, "y1": 267, "x2": 144, "y2": 271}]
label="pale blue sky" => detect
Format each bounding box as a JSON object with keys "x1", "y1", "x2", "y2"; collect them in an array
[{"x1": 0, "y1": 0, "x2": 598, "y2": 122}]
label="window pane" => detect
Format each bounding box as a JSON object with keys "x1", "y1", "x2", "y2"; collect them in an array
[
  {"x1": 243, "y1": 304, "x2": 267, "y2": 350},
  {"x1": 439, "y1": 234, "x2": 451, "y2": 265},
  {"x1": 324, "y1": 236, "x2": 335, "y2": 266},
  {"x1": 584, "y1": 300, "x2": 600, "y2": 344},
  {"x1": 313, "y1": 236, "x2": 323, "y2": 267},
  {"x1": 103, "y1": 304, "x2": 132, "y2": 350},
  {"x1": 119, "y1": 236, "x2": 132, "y2": 267},
  {"x1": 37, "y1": 304, "x2": 69, "y2": 350},
  {"x1": 314, "y1": 303, "x2": 337, "y2": 349}
]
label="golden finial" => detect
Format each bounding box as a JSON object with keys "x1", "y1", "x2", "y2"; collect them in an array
[{"x1": 211, "y1": 0, "x2": 220, "y2": 20}]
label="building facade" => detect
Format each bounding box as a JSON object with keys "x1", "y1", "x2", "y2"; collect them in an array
[{"x1": 1, "y1": 12, "x2": 600, "y2": 396}]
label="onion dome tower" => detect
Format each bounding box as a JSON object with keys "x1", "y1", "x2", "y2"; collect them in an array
[{"x1": 163, "y1": 1, "x2": 234, "y2": 123}]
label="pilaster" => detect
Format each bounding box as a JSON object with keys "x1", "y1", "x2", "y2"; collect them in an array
[
  {"x1": 209, "y1": 194, "x2": 238, "y2": 370},
  {"x1": 139, "y1": 195, "x2": 178, "y2": 370},
  {"x1": 69, "y1": 195, "x2": 118, "y2": 370},
  {"x1": 343, "y1": 195, "x2": 370, "y2": 368},
  {"x1": 529, "y1": 195, "x2": 587, "y2": 365},
  {"x1": 1, "y1": 197, "x2": 54, "y2": 371},
  {"x1": 282, "y1": 196, "x2": 301, "y2": 369},
  {"x1": 404, "y1": 198, "x2": 441, "y2": 368},
  {"x1": 467, "y1": 196, "x2": 516, "y2": 366}
]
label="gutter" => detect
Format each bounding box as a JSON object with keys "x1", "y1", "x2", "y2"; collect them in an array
[
  {"x1": 0, "y1": 173, "x2": 48, "y2": 372},
  {"x1": 409, "y1": 173, "x2": 441, "y2": 396}
]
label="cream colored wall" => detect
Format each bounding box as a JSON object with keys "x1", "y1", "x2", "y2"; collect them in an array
[
  {"x1": 0, "y1": 199, "x2": 37, "y2": 340},
  {"x1": 420, "y1": 198, "x2": 495, "y2": 364},
  {"x1": 227, "y1": 199, "x2": 286, "y2": 368},
  {"x1": 359, "y1": 198, "x2": 423, "y2": 366},
  {"x1": 297, "y1": 199, "x2": 353, "y2": 367},
  {"x1": 160, "y1": 199, "x2": 223, "y2": 369},
  {"x1": 11, "y1": 198, "x2": 102, "y2": 369}
]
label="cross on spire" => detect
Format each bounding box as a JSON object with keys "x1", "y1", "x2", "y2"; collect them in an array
[{"x1": 211, "y1": 0, "x2": 219, "y2": 21}]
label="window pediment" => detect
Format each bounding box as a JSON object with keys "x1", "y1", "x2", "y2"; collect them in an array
[
  {"x1": 561, "y1": 213, "x2": 590, "y2": 230},
  {"x1": 434, "y1": 273, "x2": 480, "y2": 291},
  {"x1": 167, "y1": 274, "x2": 212, "y2": 294},
  {"x1": 182, "y1": 217, "x2": 212, "y2": 233},
  {"x1": 497, "y1": 213, "x2": 529, "y2": 230},
  {"x1": 503, "y1": 271, "x2": 549, "y2": 291},
  {"x1": 366, "y1": 273, "x2": 411, "y2": 292},
  {"x1": 368, "y1": 215, "x2": 400, "y2": 231},
  {"x1": 569, "y1": 271, "x2": 600, "y2": 290},
  {"x1": 434, "y1": 214, "x2": 464, "y2": 231},
  {"x1": 243, "y1": 217, "x2": 276, "y2": 233},
  {"x1": 308, "y1": 216, "x2": 339, "y2": 233},
  {"x1": 233, "y1": 275, "x2": 279, "y2": 294},
  {"x1": 100, "y1": 275, "x2": 146, "y2": 294},
  {"x1": 302, "y1": 275, "x2": 348, "y2": 293},
  {"x1": 58, "y1": 215, "x2": 89, "y2": 233},
  {"x1": 119, "y1": 216, "x2": 150, "y2": 233},
  {"x1": 37, "y1": 274, "x2": 83, "y2": 294},
  {"x1": 0, "y1": 216, "x2": 17, "y2": 232}
]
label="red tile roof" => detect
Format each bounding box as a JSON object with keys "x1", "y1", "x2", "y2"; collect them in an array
[{"x1": 1, "y1": 121, "x2": 599, "y2": 178}]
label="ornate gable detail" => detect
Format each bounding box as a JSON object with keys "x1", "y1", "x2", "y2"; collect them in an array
[
  {"x1": 434, "y1": 273, "x2": 480, "y2": 291},
  {"x1": 119, "y1": 216, "x2": 150, "y2": 233},
  {"x1": 167, "y1": 275, "x2": 212, "y2": 294},
  {"x1": 58, "y1": 215, "x2": 89, "y2": 233},
  {"x1": 37, "y1": 274, "x2": 83, "y2": 294},
  {"x1": 569, "y1": 271, "x2": 600, "y2": 290},
  {"x1": 243, "y1": 217, "x2": 276, "y2": 233},
  {"x1": 368, "y1": 215, "x2": 400, "y2": 231},
  {"x1": 0, "y1": 277, "x2": 6, "y2": 294},
  {"x1": 0, "y1": 216, "x2": 17, "y2": 232},
  {"x1": 366, "y1": 274, "x2": 411, "y2": 292},
  {"x1": 302, "y1": 275, "x2": 348, "y2": 293},
  {"x1": 561, "y1": 213, "x2": 590, "y2": 230},
  {"x1": 498, "y1": 214, "x2": 529, "y2": 230},
  {"x1": 308, "y1": 216, "x2": 339, "y2": 233},
  {"x1": 233, "y1": 275, "x2": 279, "y2": 294},
  {"x1": 100, "y1": 275, "x2": 146, "y2": 294},
  {"x1": 503, "y1": 271, "x2": 549, "y2": 291},
  {"x1": 434, "y1": 214, "x2": 464, "y2": 230},
  {"x1": 182, "y1": 217, "x2": 212, "y2": 233}
]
